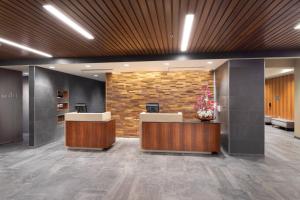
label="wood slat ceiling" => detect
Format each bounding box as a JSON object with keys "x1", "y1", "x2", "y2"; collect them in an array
[{"x1": 0, "y1": 0, "x2": 299, "y2": 60}]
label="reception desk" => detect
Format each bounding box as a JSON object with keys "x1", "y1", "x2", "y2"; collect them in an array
[
  {"x1": 65, "y1": 112, "x2": 115, "y2": 150},
  {"x1": 140, "y1": 112, "x2": 221, "y2": 153}
]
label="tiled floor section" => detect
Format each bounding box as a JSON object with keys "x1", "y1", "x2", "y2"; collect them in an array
[{"x1": 1, "y1": 125, "x2": 300, "y2": 200}]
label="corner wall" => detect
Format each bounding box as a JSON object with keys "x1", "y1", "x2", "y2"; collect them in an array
[
  {"x1": 23, "y1": 76, "x2": 29, "y2": 144},
  {"x1": 29, "y1": 66, "x2": 105, "y2": 147},
  {"x1": 215, "y1": 59, "x2": 265, "y2": 155},
  {"x1": 215, "y1": 62, "x2": 229, "y2": 152},
  {"x1": 295, "y1": 59, "x2": 300, "y2": 138},
  {"x1": 229, "y1": 59, "x2": 265, "y2": 155}
]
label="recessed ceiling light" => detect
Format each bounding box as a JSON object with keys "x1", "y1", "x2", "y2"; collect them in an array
[
  {"x1": 281, "y1": 68, "x2": 293, "y2": 73},
  {"x1": 123, "y1": 64, "x2": 129, "y2": 67},
  {"x1": 164, "y1": 62, "x2": 170, "y2": 66},
  {"x1": 43, "y1": 5, "x2": 94, "y2": 40},
  {"x1": 49, "y1": 66, "x2": 55, "y2": 69},
  {"x1": 93, "y1": 74, "x2": 99, "y2": 77},
  {"x1": 0, "y1": 37, "x2": 52, "y2": 57},
  {"x1": 294, "y1": 23, "x2": 300, "y2": 29},
  {"x1": 85, "y1": 65, "x2": 91, "y2": 68},
  {"x1": 207, "y1": 61, "x2": 213, "y2": 64},
  {"x1": 181, "y1": 14, "x2": 194, "y2": 52}
]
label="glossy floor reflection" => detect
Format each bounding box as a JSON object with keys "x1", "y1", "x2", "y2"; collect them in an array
[{"x1": 0, "y1": 125, "x2": 300, "y2": 200}]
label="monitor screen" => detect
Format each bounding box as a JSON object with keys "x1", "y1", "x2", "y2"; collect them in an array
[
  {"x1": 75, "y1": 103, "x2": 88, "y2": 113},
  {"x1": 146, "y1": 103, "x2": 159, "y2": 113}
]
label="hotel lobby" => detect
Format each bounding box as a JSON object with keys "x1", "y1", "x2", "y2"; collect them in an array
[{"x1": 1, "y1": 1, "x2": 300, "y2": 200}]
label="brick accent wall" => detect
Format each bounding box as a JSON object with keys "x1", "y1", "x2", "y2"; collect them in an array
[{"x1": 106, "y1": 71, "x2": 214, "y2": 137}]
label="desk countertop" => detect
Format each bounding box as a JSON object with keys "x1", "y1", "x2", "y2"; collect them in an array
[{"x1": 65, "y1": 112, "x2": 111, "y2": 121}]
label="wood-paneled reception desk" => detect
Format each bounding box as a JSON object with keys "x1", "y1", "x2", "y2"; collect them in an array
[
  {"x1": 140, "y1": 112, "x2": 221, "y2": 153},
  {"x1": 65, "y1": 112, "x2": 115, "y2": 150}
]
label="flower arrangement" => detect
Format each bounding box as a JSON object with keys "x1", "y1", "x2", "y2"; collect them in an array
[{"x1": 194, "y1": 85, "x2": 216, "y2": 121}]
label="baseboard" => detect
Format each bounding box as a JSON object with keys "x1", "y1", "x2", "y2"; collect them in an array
[
  {"x1": 140, "y1": 148, "x2": 217, "y2": 155},
  {"x1": 229, "y1": 152, "x2": 265, "y2": 157}
]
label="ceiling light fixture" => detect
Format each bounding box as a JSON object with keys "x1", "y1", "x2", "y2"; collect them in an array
[
  {"x1": 281, "y1": 68, "x2": 293, "y2": 73},
  {"x1": 123, "y1": 64, "x2": 129, "y2": 67},
  {"x1": 168, "y1": 66, "x2": 206, "y2": 72},
  {"x1": 0, "y1": 37, "x2": 52, "y2": 57},
  {"x1": 49, "y1": 66, "x2": 55, "y2": 69},
  {"x1": 82, "y1": 68, "x2": 112, "y2": 73},
  {"x1": 180, "y1": 14, "x2": 194, "y2": 52},
  {"x1": 93, "y1": 74, "x2": 99, "y2": 77},
  {"x1": 43, "y1": 5, "x2": 94, "y2": 40},
  {"x1": 85, "y1": 65, "x2": 91, "y2": 68},
  {"x1": 207, "y1": 61, "x2": 213, "y2": 64},
  {"x1": 23, "y1": 72, "x2": 29, "y2": 76},
  {"x1": 164, "y1": 62, "x2": 170, "y2": 66},
  {"x1": 294, "y1": 23, "x2": 300, "y2": 29}
]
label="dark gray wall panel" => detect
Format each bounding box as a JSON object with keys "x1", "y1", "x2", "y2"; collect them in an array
[
  {"x1": 33, "y1": 67, "x2": 68, "y2": 146},
  {"x1": 29, "y1": 67, "x2": 35, "y2": 146},
  {"x1": 30, "y1": 66, "x2": 105, "y2": 147},
  {"x1": 229, "y1": 59, "x2": 265, "y2": 155},
  {"x1": 69, "y1": 76, "x2": 105, "y2": 112},
  {"x1": 215, "y1": 62, "x2": 229, "y2": 152},
  {"x1": 0, "y1": 68, "x2": 22, "y2": 144}
]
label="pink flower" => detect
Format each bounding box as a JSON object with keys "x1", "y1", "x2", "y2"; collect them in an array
[{"x1": 194, "y1": 84, "x2": 216, "y2": 112}]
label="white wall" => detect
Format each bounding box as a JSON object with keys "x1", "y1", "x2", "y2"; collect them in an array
[{"x1": 295, "y1": 59, "x2": 300, "y2": 138}]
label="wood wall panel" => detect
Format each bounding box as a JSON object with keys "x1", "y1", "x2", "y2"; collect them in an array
[
  {"x1": 265, "y1": 74, "x2": 294, "y2": 120},
  {"x1": 106, "y1": 71, "x2": 214, "y2": 136}
]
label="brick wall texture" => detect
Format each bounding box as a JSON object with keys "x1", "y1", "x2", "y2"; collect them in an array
[{"x1": 106, "y1": 71, "x2": 214, "y2": 136}]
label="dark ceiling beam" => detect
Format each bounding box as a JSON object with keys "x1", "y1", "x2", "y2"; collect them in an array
[{"x1": 0, "y1": 49, "x2": 300, "y2": 66}]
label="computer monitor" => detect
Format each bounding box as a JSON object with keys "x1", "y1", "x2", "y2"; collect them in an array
[
  {"x1": 75, "y1": 103, "x2": 88, "y2": 113},
  {"x1": 146, "y1": 103, "x2": 159, "y2": 113}
]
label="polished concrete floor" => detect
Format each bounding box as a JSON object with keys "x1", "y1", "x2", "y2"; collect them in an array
[{"x1": 1, "y1": 126, "x2": 300, "y2": 200}]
